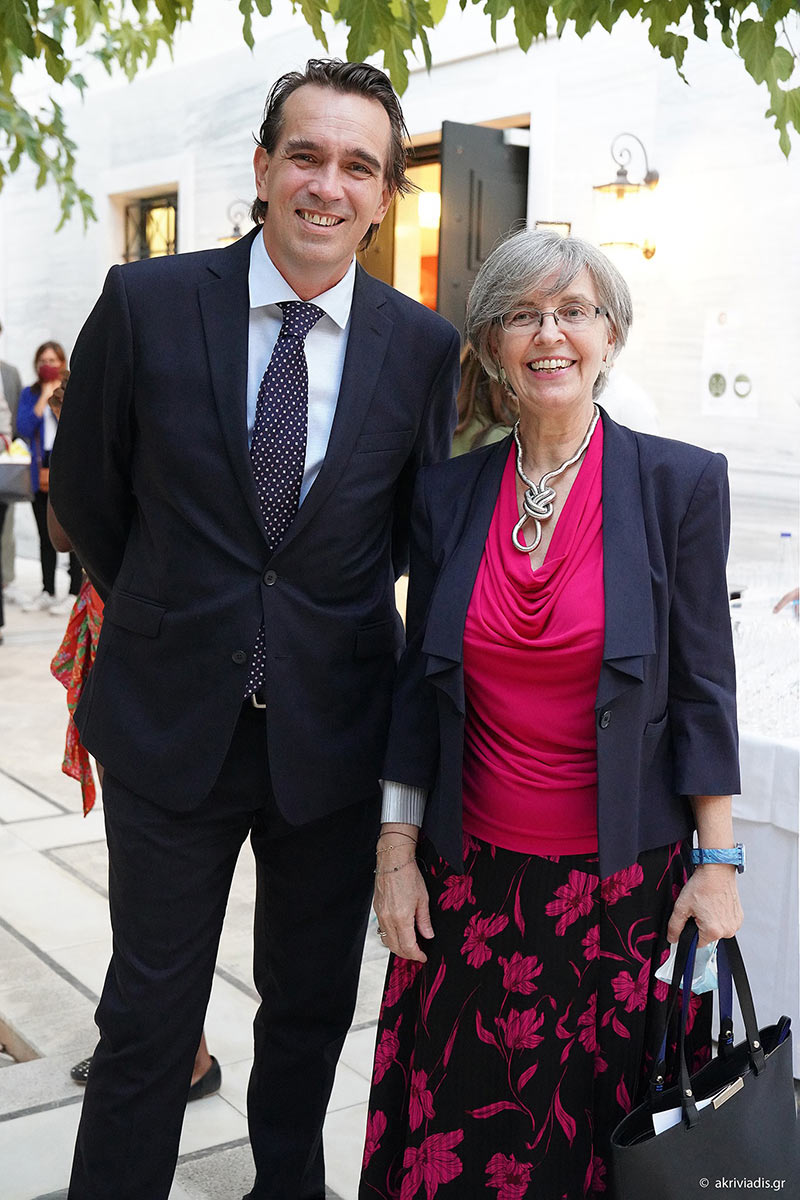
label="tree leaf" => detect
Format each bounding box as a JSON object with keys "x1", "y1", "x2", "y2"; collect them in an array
[
  {"x1": 737, "y1": 16, "x2": 776, "y2": 85},
  {"x1": 36, "y1": 30, "x2": 71, "y2": 84},
  {"x1": 1, "y1": 0, "x2": 37, "y2": 58},
  {"x1": 239, "y1": 0, "x2": 255, "y2": 49},
  {"x1": 513, "y1": 0, "x2": 549, "y2": 52},
  {"x1": 297, "y1": 0, "x2": 327, "y2": 49},
  {"x1": 766, "y1": 83, "x2": 800, "y2": 159}
]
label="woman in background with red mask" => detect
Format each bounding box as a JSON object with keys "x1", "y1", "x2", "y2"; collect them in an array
[{"x1": 17, "y1": 341, "x2": 82, "y2": 614}]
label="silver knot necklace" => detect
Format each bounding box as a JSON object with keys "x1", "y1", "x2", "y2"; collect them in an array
[{"x1": 512, "y1": 404, "x2": 600, "y2": 554}]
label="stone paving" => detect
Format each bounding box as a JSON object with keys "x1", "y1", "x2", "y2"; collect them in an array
[{"x1": 0, "y1": 549, "x2": 389, "y2": 1200}]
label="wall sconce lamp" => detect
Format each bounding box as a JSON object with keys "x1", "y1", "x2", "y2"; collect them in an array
[
  {"x1": 218, "y1": 199, "x2": 251, "y2": 246},
  {"x1": 593, "y1": 133, "x2": 659, "y2": 259}
]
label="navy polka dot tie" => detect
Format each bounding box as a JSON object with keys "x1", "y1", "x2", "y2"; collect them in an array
[{"x1": 245, "y1": 300, "x2": 324, "y2": 698}]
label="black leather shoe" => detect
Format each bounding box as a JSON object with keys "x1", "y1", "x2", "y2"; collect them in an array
[
  {"x1": 187, "y1": 1055, "x2": 222, "y2": 1102},
  {"x1": 70, "y1": 1056, "x2": 92, "y2": 1083}
]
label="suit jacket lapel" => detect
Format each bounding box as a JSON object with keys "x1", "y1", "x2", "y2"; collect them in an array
[
  {"x1": 596, "y1": 408, "x2": 656, "y2": 707},
  {"x1": 197, "y1": 228, "x2": 264, "y2": 531}
]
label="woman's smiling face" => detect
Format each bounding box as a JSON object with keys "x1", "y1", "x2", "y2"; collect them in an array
[{"x1": 493, "y1": 268, "x2": 615, "y2": 421}]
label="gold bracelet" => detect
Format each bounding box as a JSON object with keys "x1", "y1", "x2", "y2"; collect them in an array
[
  {"x1": 376, "y1": 842, "x2": 419, "y2": 855},
  {"x1": 374, "y1": 858, "x2": 418, "y2": 877}
]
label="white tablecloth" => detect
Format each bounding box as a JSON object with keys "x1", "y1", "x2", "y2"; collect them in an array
[{"x1": 733, "y1": 730, "x2": 800, "y2": 1074}]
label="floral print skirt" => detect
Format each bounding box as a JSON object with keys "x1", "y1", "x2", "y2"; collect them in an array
[{"x1": 360, "y1": 835, "x2": 711, "y2": 1200}]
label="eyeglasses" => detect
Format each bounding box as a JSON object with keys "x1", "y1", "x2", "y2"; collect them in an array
[{"x1": 499, "y1": 303, "x2": 608, "y2": 332}]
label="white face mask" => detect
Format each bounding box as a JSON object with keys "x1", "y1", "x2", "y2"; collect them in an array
[{"x1": 655, "y1": 940, "x2": 719, "y2": 995}]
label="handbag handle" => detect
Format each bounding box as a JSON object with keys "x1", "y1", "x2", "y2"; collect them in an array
[
  {"x1": 648, "y1": 919, "x2": 766, "y2": 1128},
  {"x1": 648, "y1": 919, "x2": 700, "y2": 1124},
  {"x1": 715, "y1": 938, "x2": 766, "y2": 1073}
]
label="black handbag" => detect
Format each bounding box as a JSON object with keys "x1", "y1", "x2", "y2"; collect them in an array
[{"x1": 610, "y1": 919, "x2": 799, "y2": 1198}]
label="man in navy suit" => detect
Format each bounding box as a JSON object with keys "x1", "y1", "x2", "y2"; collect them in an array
[{"x1": 50, "y1": 58, "x2": 459, "y2": 1200}]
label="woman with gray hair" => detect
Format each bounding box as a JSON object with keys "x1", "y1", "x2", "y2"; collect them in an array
[{"x1": 361, "y1": 229, "x2": 742, "y2": 1197}]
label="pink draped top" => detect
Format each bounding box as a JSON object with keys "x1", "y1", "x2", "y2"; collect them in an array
[{"x1": 461, "y1": 420, "x2": 605, "y2": 855}]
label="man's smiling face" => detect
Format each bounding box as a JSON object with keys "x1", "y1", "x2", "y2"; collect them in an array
[{"x1": 253, "y1": 84, "x2": 393, "y2": 300}]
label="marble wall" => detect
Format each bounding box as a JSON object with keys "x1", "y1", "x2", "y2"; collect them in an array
[{"x1": 1, "y1": 7, "x2": 797, "y2": 565}]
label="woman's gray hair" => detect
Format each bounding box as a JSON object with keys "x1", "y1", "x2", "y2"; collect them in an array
[{"x1": 465, "y1": 228, "x2": 633, "y2": 399}]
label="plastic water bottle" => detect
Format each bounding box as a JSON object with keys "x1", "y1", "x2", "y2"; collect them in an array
[{"x1": 775, "y1": 532, "x2": 799, "y2": 618}]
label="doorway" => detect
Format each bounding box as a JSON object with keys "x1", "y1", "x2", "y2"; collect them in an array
[{"x1": 359, "y1": 121, "x2": 529, "y2": 339}]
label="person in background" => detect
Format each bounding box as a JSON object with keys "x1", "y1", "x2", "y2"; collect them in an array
[
  {"x1": 362, "y1": 229, "x2": 742, "y2": 1198},
  {"x1": 16, "y1": 341, "x2": 81, "y2": 614},
  {"x1": 0, "y1": 389, "x2": 13, "y2": 642},
  {"x1": 0, "y1": 320, "x2": 23, "y2": 605},
  {"x1": 773, "y1": 586, "x2": 799, "y2": 615},
  {"x1": 450, "y1": 347, "x2": 516, "y2": 457},
  {"x1": 45, "y1": 378, "x2": 222, "y2": 1103}
]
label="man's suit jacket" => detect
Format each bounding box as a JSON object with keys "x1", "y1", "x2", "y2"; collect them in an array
[
  {"x1": 382, "y1": 409, "x2": 741, "y2": 880},
  {"x1": 50, "y1": 228, "x2": 460, "y2": 820},
  {"x1": 0, "y1": 361, "x2": 22, "y2": 433}
]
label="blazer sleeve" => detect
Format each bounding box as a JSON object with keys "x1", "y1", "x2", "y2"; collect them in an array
[
  {"x1": 15, "y1": 386, "x2": 41, "y2": 441},
  {"x1": 49, "y1": 266, "x2": 136, "y2": 600},
  {"x1": 383, "y1": 469, "x2": 443, "y2": 789},
  {"x1": 668, "y1": 452, "x2": 740, "y2": 796},
  {"x1": 390, "y1": 325, "x2": 460, "y2": 578}
]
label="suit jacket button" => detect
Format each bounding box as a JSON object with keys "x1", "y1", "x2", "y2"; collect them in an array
[
  {"x1": 232, "y1": 650, "x2": 247, "y2": 664},
  {"x1": 263, "y1": 570, "x2": 277, "y2": 586},
  {"x1": 599, "y1": 710, "x2": 612, "y2": 729}
]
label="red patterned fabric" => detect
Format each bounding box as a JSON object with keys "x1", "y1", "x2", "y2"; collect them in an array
[
  {"x1": 50, "y1": 579, "x2": 105, "y2": 814},
  {"x1": 360, "y1": 835, "x2": 711, "y2": 1199}
]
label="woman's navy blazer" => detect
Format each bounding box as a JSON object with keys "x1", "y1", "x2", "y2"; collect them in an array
[{"x1": 382, "y1": 408, "x2": 740, "y2": 880}]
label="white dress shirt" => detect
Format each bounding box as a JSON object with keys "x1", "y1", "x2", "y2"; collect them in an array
[
  {"x1": 42, "y1": 402, "x2": 58, "y2": 452},
  {"x1": 247, "y1": 231, "x2": 354, "y2": 503}
]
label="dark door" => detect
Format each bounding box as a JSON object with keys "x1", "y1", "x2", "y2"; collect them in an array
[{"x1": 437, "y1": 122, "x2": 529, "y2": 339}]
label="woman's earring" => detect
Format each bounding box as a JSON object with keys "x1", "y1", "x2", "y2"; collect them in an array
[{"x1": 497, "y1": 363, "x2": 516, "y2": 396}]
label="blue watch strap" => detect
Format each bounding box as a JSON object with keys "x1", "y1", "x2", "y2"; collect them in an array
[{"x1": 690, "y1": 843, "x2": 746, "y2": 873}]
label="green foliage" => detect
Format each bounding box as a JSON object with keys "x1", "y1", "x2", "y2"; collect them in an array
[{"x1": 1, "y1": 0, "x2": 798, "y2": 229}]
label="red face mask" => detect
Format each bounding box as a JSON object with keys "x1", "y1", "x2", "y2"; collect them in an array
[{"x1": 37, "y1": 363, "x2": 62, "y2": 383}]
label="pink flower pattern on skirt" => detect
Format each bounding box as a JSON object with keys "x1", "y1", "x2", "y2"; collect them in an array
[
  {"x1": 485, "y1": 1151, "x2": 534, "y2": 1199},
  {"x1": 496, "y1": 1006, "x2": 546, "y2": 1052},
  {"x1": 498, "y1": 952, "x2": 543, "y2": 994},
  {"x1": 363, "y1": 1109, "x2": 388, "y2": 1169},
  {"x1": 400, "y1": 1129, "x2": 464, "y2": 1199},
  {"x1": 461, "y1": 911, "x2": 509, "y2": 968},
  {"x1": 439, "y1": 872, "x2": 476, "y2": 911},
  {"x1": 360, "y1": 837, "x2": 711, "y2": 1200},
  {"x1": 545, "y1": 869, "x2": 599, "y2": 935},
  {"x1": 409, "y1": 1069, "x2": 436, "y2": 1131}
]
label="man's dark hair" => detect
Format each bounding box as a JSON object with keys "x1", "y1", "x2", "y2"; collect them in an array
[{"x1": 251, "y1": 58, "x2": 413, "y2": 250}]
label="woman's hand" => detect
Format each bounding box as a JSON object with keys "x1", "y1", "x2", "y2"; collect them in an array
[
  {"x1": 373, "y1": 824, "x2": 434, "y2": 962},
  {"x1": 667, "y1": 864, "x2": 743, "y2": 947},
  {"x1": 48, "y1": 369, "x2": 69, "y2": 421},
  {"x1": 668, "y1": 794, "x2": 744, "y2": 947}
]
